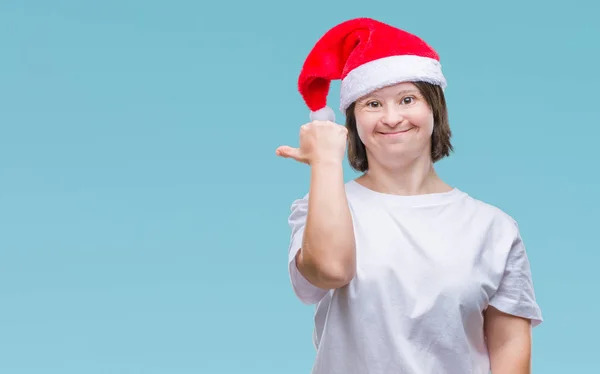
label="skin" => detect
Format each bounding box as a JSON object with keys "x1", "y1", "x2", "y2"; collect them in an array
[
  {"x1": 276, "y1": 121, "x2": 356, "y2": 289},
  {"x1": 352, "y1": 81, "x2": 452, "y2": 195},
  {"x1": 277, "y1": 81, "x2": 533, "y2": 372},
  {"x1": 484, "y1": 306, "x2": 533, "y2": 373}
]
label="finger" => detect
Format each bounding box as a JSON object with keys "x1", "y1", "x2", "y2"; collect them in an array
[{"x1": 275, "y1": 146, "x2": 301, "y2": 160}]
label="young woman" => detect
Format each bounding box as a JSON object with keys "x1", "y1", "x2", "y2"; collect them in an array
[{"x1": 276, "y1": 18, "x2": 543, "y2": 374}]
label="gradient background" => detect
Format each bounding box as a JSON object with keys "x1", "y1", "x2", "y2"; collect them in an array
[{"x1": 1, "y1": 1, "x2": 598, "y2": 373}]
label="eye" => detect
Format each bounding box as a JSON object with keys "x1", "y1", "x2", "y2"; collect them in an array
[{"x1": 401, "y1": 96, "x2": 415, "y2": 105}]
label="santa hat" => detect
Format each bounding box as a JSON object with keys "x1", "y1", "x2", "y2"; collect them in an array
[{"x1": 298, "y1": 17, "x2": 447, "y2": 122}]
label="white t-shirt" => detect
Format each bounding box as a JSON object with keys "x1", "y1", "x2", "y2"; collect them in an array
[{"x1": 287, "y1": 180, "x2": 543, "y2": 374}]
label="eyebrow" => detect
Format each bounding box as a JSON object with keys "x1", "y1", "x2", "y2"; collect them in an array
[
  {"x1": 395, "y1": 89, "x2": 420, "y2": 96},
  {"x1": 359, "y1": 88, "x2": 419, "y2": 102}
]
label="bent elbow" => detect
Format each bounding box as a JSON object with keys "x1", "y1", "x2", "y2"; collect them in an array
[
  {"x1": 317, "y1": 262, "x2": 356, "y2": 289},
  {"x1": 297, "y1": 244, "x2": 356, "y2": 289}
]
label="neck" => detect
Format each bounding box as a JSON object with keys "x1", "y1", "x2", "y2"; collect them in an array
[{"x1": 357, "y1": 154, "x2": 452, "y2": 196}]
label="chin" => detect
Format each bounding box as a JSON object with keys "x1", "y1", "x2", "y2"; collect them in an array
[{"x1": 370, "y1": 145, "x2": 430, "y2": 166}]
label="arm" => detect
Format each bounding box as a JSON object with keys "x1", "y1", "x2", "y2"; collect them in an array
[
  {"x1": 296, "y1": 160, "x2": 356, "y2": 289},
  {"x1": 485, "y1": 219, "x2": 543, "y2": 372},
  {"x1": 484, "y1": 305, "x2": 533, "y2": 374}
]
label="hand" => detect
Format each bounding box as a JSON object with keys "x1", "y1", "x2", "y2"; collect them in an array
[{"x1": 276, "y1": 120, "x2": 348, "y2": 165}]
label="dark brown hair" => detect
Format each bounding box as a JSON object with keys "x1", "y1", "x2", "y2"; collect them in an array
[{"x1": 345, "y1": 81, "x2": 453, "y2": 172}]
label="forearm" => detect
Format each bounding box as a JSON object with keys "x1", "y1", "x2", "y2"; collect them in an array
[
  {"x1": 489, "y1": 337, "x2": 531, "y2": 374},
  {"x1": 299, "y1": 161, "x2": 356, "y2": 288}
]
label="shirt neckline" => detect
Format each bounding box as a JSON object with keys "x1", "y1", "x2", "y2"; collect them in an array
[{"x1": 347, "y1": 179, "x2": 466, "y2": 207}]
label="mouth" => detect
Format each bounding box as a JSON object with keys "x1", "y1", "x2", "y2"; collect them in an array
[{"x1": 378, "y1": 127, "x2": 415, "y2": 136}]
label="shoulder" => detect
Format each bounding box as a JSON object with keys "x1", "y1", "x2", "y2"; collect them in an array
[
  {"x1": 456, "y1": 194, "x2": 531, "y2": 274},
  {"x1": 467, "y1": 194, "x2": 518, "y2": 223},
  {"x1": 459, "y1": 192, "x2": 521, "y2": 238}
]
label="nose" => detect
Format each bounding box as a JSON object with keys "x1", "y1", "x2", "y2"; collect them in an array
[{"x1": 380, "y1": 106, "x2": 404, "y2": 127}]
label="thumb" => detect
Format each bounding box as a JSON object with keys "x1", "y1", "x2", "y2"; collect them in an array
[{"x1": 275, "y1": 145, "x2": 302, "y2": 160}]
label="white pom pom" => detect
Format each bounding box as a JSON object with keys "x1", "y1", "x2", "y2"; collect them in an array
[{"x1": 309, "y1": 106, "x2": 336, "y2": 122}]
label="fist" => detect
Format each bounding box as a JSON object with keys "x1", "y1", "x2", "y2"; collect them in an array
[{"x1": 276, "y1": 120, "x2": 348, "y2": 165}]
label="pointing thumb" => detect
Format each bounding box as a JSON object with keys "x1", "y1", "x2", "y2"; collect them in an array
[{"x1": 276, "y1": 146, "x2": 301, "y2": 160}]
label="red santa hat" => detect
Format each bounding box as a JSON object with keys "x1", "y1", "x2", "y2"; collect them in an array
[{"x1": 298, "y1": 17, "x2": 447, "y2": 122}]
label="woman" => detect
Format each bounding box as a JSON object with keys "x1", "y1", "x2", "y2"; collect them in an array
[{"x1": 276, "y1": 18, "x2": 543, "y2": 374}]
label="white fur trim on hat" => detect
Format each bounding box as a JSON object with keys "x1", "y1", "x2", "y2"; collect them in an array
[
  {"x1": 339, "y1": 55, "x2": 447, "y2": 112},
  {"x1": 309, "y1": 106, "x2": 336, "y2": 122}
]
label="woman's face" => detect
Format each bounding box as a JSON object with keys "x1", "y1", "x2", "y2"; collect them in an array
[{"x1": 354, "y1": 82, "x2": 434, "y2": 167}]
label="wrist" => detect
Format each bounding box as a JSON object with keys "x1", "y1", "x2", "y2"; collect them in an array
[
  {"x1": 310, "y1": 157, "x2": 344, "y2": 168},
  {"x1": 310, "y1": 159, "x2": 344, "y2": 181}
]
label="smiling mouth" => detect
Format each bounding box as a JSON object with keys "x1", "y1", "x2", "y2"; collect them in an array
[{"x1": 378, "y1": 127, "x2": 414, "y2": 135}]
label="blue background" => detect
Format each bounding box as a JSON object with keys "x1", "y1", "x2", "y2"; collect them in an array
[{"x1": 1, "y1": 0, "x2": 598, "y2": 373}]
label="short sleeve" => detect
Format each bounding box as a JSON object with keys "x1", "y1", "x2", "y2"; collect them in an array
[
  {"x1": 287, "y1": 194, "x2": 329, "y2": 305},
  {"x1": 488, "y1": 228, "x2": 543, "y2": 327}
]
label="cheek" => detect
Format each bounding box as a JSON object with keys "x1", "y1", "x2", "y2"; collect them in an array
[
  {"x1": 414, "y1": 112, "x2": 434, "y2": 136},
  {"x1": 426, "y1": 118, "x2": 434, "y2": 136},
  {"x1": 355, "y1": 118, "x2": 374, "y2": 142},
  {"x1": 356, "y1": 124, "x2": 366, "y2": 140}
]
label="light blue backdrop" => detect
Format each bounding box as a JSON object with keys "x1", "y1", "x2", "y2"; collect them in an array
[{"x1": 1, "y1": 1, "x2": 598, "y2": 373}]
